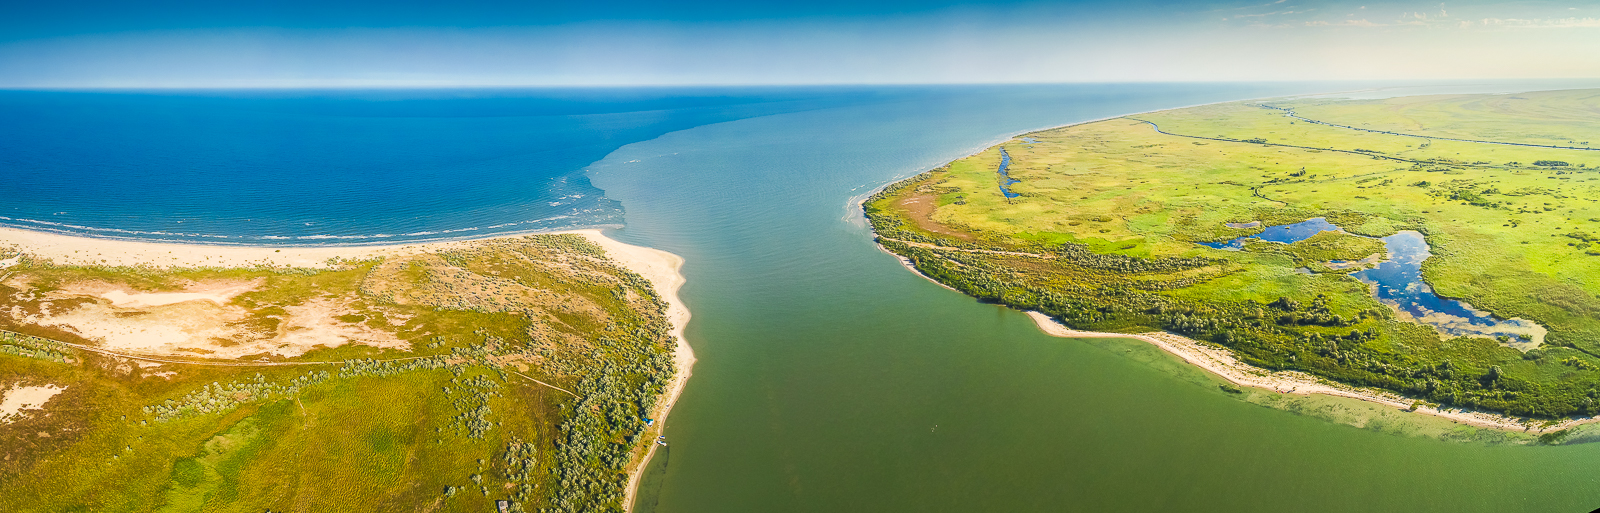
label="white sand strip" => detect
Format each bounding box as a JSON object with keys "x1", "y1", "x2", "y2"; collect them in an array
[
  {"x1": 591, "y1": 232, "x2": 695, "y2": 513},
  {"x1": 1025, "y1": 311, "x2": 1592, "y2": 433}
]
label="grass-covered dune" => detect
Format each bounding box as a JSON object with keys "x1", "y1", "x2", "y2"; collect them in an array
[
  {"x1": 0, "y1": 234, "x2": 680, "y2": 512},
  {"x1": 867, "y1": 89, "x2": 1600, "y2": 421}
]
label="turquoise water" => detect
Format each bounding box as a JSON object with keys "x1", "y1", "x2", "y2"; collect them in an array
[{"x1": 10, "y1": 83, "x2": 1600, "y2": 511}]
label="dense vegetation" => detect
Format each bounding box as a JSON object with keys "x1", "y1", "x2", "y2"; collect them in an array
[
  {"x1": 0, "y1": 234, "x2": 677, "y2": 512},
  {"x1": 867, "y1": 90, "x2": 1600, "y2": 420}
]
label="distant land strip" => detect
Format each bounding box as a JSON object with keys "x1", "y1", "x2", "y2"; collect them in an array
[{"x1": 1260, "y1": 104, "x2": 1600, "y2": 152}]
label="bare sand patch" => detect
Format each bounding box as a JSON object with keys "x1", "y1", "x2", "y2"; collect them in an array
[
  {"x1": 24, "y1": 291, "x2": 405, "y2": 359},
  {"x1": 895, "y1": 193, "x2": 975, "y2": 241},
  {"x1": 275, "y1": 296, "x2": 408, "y2": 354},
  {"x1": 12, "y1": 272, "x2": 405, "y2": 358},
  {"x1": 95, "y1": 279, "x2": 262, "y2": 308},
  {"x1": 0, "y1": 384, "x2": 66, "y2": 424}
]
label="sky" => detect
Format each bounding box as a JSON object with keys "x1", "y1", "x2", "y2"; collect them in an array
[{"x1": 0, "y1": 0, "x2": 1596, "y2": 87}]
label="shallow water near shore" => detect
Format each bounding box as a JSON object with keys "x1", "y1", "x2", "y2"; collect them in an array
[{"x1": 14, "y1": 82, "x2": 1600, "y2": 511}]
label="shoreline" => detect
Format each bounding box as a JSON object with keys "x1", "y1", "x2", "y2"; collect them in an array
[
  {"x1": 0, "y1": 225, "x2": 696, "y2": 505},
  {"x1": 871, "y1": 234, "x2": 1587, "y2": 434},
  {"x1": 590, "y1": 236, "x2": 692, "y2": 513},
  {"x1": 0, "y1": 225, "x2": 634, "y2": 269},
  {"x1": 1023, "y1": 312, "x2": 1594, "y2": 434}
]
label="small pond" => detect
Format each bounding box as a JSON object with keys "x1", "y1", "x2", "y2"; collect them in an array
[
  {"x1": 1350, "y1": 231, "x2": 1545, "y2": 348},
  {"x1": 1200, "y1": 217, "x2": 1341, "y2": 250},
  {"x1": 1197, "y1": 218, "x2": 1545, "y2": 348}
]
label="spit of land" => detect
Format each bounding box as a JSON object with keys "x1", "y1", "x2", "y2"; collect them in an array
[{"x1": 867, "y1": 89, "x2": 1600, "y2": 435}]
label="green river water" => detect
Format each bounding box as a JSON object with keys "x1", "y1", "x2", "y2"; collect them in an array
[{"x1": 585, "y1": 84, "x2": 1600, "y2": 512}]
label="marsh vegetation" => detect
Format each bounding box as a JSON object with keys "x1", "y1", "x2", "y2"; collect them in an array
[{"x1": 868, "y1": 89, "x2": 1600, "y2": 421}]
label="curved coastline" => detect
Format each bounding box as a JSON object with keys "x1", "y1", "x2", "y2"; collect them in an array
[
  {"x1": 859, "y1": 94, "x2": 1600, "y2": 434},
  {"x1": 1023, "y1": 312, "x2": 1590, "y2": 433},
  {"x1": 872, "y1": 230, "x2": 1585, "y2": 433},
  {"x1": 0, "y1": 225, "x2": 696, "y2": 504}
]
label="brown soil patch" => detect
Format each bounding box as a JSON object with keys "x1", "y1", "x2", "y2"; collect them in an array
[{"x1": 895, "y1": 193, "x2": 975, "y2": 241}]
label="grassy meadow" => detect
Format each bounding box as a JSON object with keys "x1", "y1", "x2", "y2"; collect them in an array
[
  {"x1": 0, "y1": 235, "x2": 676, "y2": 512},
  {"x1": 867, "y1": 89, "x2": 1600, "y2": 420}
]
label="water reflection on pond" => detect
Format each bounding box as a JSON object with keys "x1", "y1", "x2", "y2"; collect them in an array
[
  {"x1": 1197, "y1": 219, "x2": 1545, "y2": 348},
  {"x1": 1201, "y1": 217, "x2": 1341, "y2": 250},
  {"x1": 1351, "y1": 231, "x2": 1545, "y2": 348}
]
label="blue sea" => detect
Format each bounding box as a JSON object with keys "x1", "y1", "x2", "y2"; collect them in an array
[{"x1": 0, "y1": 87, "x2": 896, "y2": 244}]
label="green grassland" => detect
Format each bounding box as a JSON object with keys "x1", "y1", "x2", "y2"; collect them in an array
[
  {"x1": 866, "y1": 89, "x2": 1600, "y2": 420},
  {"x1": 0, "y1": 235, "x2": 676, "y2": 512}
]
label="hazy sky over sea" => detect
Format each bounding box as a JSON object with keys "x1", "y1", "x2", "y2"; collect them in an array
[{"x1": 1, "y1": 0, "x2": 1595, "y2": 87}]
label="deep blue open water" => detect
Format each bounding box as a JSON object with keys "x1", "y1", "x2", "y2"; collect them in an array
[{"x1": 0, "y1": 88, "x2": 891, "y2": 244}]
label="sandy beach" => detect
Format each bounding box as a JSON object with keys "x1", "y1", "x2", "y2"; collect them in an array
[
  {"x1": 593, "y1": 234, "x2": 694, "y2": 512},
  {"x1": 867, "y1": 232, "x2": 1590, "y2": 434},
  {"x1": 0, "y1": 225, "x2": 697, "y2": 503},
  {"x1": 0, "y1": 225, "x2": 576, "y2": 269},
  {"x1": 1024, "y1": 312, "x2": 1593, "y2": 433}
]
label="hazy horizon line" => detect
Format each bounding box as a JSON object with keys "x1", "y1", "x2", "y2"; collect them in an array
[{"x1": 4, "y1": 77, "x2": 1594, "y2": 92}]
